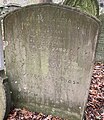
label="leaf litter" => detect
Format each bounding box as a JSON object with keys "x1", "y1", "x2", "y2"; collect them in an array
[
  {"x1": 7, "y1": 63, "x2": 104, "y2": 120},
  {"x1": 85, "y1": 62, "x2": 104, "y2": 120}
]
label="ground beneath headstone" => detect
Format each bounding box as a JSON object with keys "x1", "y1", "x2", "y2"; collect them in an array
[{"x1": 6, "y1": 63, "x2": 104, "y2": 120}]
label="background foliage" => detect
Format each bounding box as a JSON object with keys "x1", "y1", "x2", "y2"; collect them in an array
[{"x1": 63, "y1": 0, "x2": 99, "y2": 17}]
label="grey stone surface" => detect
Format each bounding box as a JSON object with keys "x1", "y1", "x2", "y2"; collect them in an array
[
  {"x1": 95, "y1": 14, "x2": 104, "y2": 62},
  {"x1": 0, "y1": 71, "x2": 11, "y2": 120},
  {"x1": 0, "y1": 0, "x2": 63, "y2": 6},
  {"x1": 4, "y1": 4, "x2": 99, "y2": 120},
  {"x1": 0, "y1": 77, "x2": 6, "y2": 120},
  {"x1": 0, "y1": 21, "x2": 6, "y2": 120},
  {"x1": 0, "y1": 21, "x2": 4, "y2": 71}
]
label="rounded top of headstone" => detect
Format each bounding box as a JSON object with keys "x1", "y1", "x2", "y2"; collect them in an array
[{"x1": 4, "y1": 3, "x2": 100, "y2": 26}]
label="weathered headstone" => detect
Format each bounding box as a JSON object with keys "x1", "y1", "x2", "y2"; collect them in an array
[
  {"x1": 0, "y1": 75, "x2": 11, "y2": 120},
  {"x1": 0, "y1": 21, "x2": 4, "y2": 71},
  {"x1": 0, "y1": 78, "x2": 6, "y2": 120},
  {"x1": 95, "y1": 14, "x2": 104, "y2": 62},
  {"x1": 4, "y1": 4, "x2": 99, "y2": 120},
  {"x1": 0, "y1": 19, "x2": 6, "y2": 120}
]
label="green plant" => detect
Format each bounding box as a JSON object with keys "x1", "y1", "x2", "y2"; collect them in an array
[{"x1": 63, "y1": 0, "x2": 99, "y2": 17}]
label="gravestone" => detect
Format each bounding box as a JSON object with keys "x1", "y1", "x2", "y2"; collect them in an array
[
  {"x1": 0, "y1": 19, "x2": 5, "y2": 120},
  {"x1": 0, "y1": 78, "x2": 6, "y2": 120},
  {"x1": 0, "y1": 21, "x2": 4, "y2": 71},
  {"x1": 95, "y1": 14, "x2": 104, "y2": 62},
  {"x1": 4, "y1": 3, "x2": 99, "y2": 120}
]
